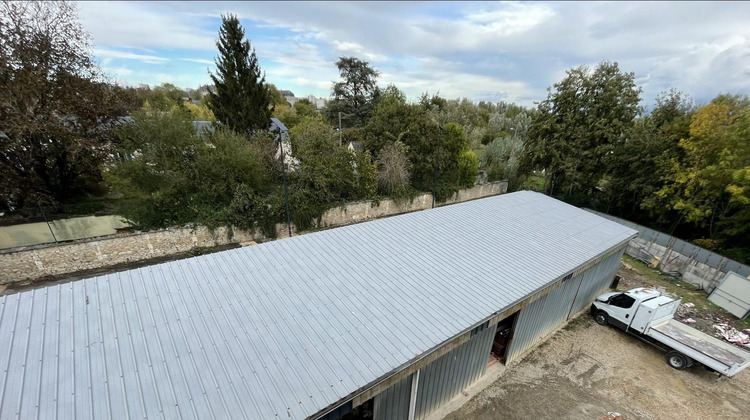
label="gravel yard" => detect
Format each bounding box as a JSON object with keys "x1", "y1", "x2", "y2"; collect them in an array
[{"x1": 444, "y1": 259, "x2": 750, "y2": 420}]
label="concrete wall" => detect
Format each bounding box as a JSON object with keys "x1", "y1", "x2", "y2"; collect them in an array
[
  {"x1": 0, "y1": 181, "x2": 507, "y2": 285},
  {"x1": 0, "y1": 215, "x2": 131, "y2": 249},
  {"x1": 627, "y1": 238, "x2": 731, "y2": 292},
  {"x1": 587, "y1": 209, "x2": 750, "y2": 292}
]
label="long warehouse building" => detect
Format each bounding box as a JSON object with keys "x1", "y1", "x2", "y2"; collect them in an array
[{"x1": 0, "y1": 191, "x2": 637, "y2": 420}]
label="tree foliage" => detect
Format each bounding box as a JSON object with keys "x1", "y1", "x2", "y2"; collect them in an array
[
  {"x1": 105, "y1": 109, "x2": 264, "y2": 229},
  {"x1": 520, "y1": 61, "x2": 642, "y2": 201},
  {"x1": 647, "y1": 95, "x2": 750, "y2": 245},
  {"x1": 606, "y1": 90, "x2": 694, "y2": 222},
  {"x1": 323, "y1": 56, "x2": 380, "y2": 128},
  {"x1": 0, "y1": 0, "x2": 134, "y2": 211},
  {"x1": 207, "y1": 14, "x2": 272, "y2": 134},
  {"x1": 273, "y1": 99, "x2": 320, "y2": 130}
]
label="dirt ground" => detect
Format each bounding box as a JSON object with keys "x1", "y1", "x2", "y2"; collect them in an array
[{"x1": 445, "y1": 262, "x2": 750, "y2": 420}]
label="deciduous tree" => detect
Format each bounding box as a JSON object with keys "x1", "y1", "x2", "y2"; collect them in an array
[
  {"x1": 648, "y1": 95, "x2": 750, "y2": 245},
  {"x1": 520, "y1": 61, "x2": 641, "y2": 201},
  {"x1": 0, "y1": 0, "x2": 130, "y2": 211},
  {"x1": 324, "y1": 56, "x2": 380, "y2": 128}
]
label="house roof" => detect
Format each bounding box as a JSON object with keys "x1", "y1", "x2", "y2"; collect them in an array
[
  {"x1": 348, "y1": 141, "x2": 363, "y2": 152},
  {"x1": 192, "y1": 120, "x2": 214, "y2": 136},
  {"x1": 0, "y1": 191, "x2": 636, "y2": 420}
]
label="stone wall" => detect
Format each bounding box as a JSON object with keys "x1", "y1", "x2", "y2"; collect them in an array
[
  {"x1": 1, "y1": 181, "x2": 508, "y2": 285},
  {"x1": 1, "y1": 226, "x2": 261, "y2": 285},
  {"x1": 315, "y1": 181, "x2": 506, "y2": 231}
]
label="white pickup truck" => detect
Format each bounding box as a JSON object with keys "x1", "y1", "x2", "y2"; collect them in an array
[{"x1": 591, "y1": 287, "x2": 750, "y2": 377}]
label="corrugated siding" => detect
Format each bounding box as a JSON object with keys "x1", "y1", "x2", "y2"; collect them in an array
[
  {"x1": 373, "y1": 374, "x2": 413, "y2": 420},
  {"x1": 506, "y1": 248, "x2": 625, "y2": 364},
  {"x1": 413, "y1": 323, "x2": 495, "y2": 420},
  {"x1": 569, "y1": 248, "x2": 625, "y2": 314},
  {"x1": 505, "y1": 271, "x2": 584, "y2": 362},
  {"x1": 0, "y1": 192, "x2": 637, "y2": 420}
]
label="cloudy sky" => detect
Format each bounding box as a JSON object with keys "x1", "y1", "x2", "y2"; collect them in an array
[{"x1": 78, "y1": 1, "x2": 750, "y2": 107}]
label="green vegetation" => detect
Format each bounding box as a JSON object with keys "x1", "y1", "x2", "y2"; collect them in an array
[
  {"x1": 519, "y1": 61, "x2": 750, "y2": 263},
  {"x1": 324, "y1": 57, "x2": 381, "y2": 128},
  {"x1": 3, "y1": 2, "x2": 750, "y2": 263},
  {"x1": 105, "y1": 109, "x2": 265, "y2": 230},
  {"x1": 207, "y1": 14, "x2": 273, "y2": 134}
]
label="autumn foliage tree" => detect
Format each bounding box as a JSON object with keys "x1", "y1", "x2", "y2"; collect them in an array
[
  {"x1": 646, "y1": 95, "x2": 750, "y2": 250},
  {"x1": 0, "y1": 0, "x2": 130, "y2": 211}
]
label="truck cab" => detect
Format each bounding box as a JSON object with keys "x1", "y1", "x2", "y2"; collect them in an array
[{"x1": 591, "y1": 287, "x2": 672, "y2": 332}]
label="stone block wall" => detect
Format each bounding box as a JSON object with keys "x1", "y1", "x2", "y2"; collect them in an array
[{"x1": 1, "y1": 181, "x2": 508, "y2": 285}]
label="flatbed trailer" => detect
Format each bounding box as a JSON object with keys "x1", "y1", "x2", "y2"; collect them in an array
[{"x1": 591, "y1": 288, "x2": 750, "y2": 377}]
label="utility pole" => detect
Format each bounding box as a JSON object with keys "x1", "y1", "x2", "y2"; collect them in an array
[
  {"x1": 432, "y1": 125, "x2": 444, "y2": 209},
  {"x1": 338, "y1": 111, "x2": 342, "y2": 146},
  {"x1": 38, "y1": 203, "x2": 58, "y2": 243}
]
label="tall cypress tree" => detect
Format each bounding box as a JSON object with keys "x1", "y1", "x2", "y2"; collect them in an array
[{"x1": 208, "y1": 14, "x2": 272, "y2": 134}]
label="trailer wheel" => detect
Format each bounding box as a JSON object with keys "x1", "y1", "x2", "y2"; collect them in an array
[
  {"x1": 666, "y1": 351, "x2": 690, "y2": 370},
  {"x1": 594, "y1": 311, "x2": 608, "y2": 326}
]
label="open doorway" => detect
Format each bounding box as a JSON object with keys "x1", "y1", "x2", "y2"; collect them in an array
[{"x1": 489, "y1": 311, "x2": 518, "y2": 366}]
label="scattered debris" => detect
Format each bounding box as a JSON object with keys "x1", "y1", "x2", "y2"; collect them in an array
[
  {"x1": 599, "y1": 412, "x2": 624, "y2": 420},
  {"x1": 684, "y1": 318, "x2": 696, "y2": 324},
  {"x1": 675, "y1": 302, "x2": 697, "y2": 319},
  {"x1": 714, "y1": 324, "x2": 750, "y2": 347}
]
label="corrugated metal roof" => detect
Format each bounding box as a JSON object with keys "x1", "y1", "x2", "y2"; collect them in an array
[{"x1": 0, "y1": 191, "x2": 636, "y2": 420}]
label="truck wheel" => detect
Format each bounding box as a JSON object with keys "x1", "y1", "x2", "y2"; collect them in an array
[
  {"x1": 594, "y1": 311, "x2": 608, "y2": 326},
  {"x1": 666, "y1": 351, "x2": 689, "y2": 370}
]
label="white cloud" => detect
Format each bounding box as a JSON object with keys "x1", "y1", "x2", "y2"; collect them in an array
[
  {"x1": 94, "y1": 48, "x2": 168, "y2": 64},
  {"x1": 180, "y1": 58, "x2": 215, "y2": 65},
  {"x1": 77, "y1": 1, "x2": 750, "y2": 104},
  {"x1": 78, "y1": 2, "x2": 216, "y2": 51}
]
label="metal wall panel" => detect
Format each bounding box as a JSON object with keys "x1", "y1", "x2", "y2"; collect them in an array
[
  {"x1": 506, "y1": 249, "x2": 625, "y2": 364},
  {"x1": 413, "y1": 323, "x2": 495, "y2": 420},
  {"x1": 709, "y1": 272, "x2": 750, "y2": 319},
  {"x1": 504, "y1": 270, "x2": 584, "y2": 362},
  {"x1": 374, "y1": 373, "x2": 413, "y2": 420},
  {"x1": 569, "y1": 249, "x2": 625, "y2": 314}
]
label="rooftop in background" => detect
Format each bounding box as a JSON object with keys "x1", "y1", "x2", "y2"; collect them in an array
[{"x1": 0, "y1": 191, "x2": 636, "y2": 420}]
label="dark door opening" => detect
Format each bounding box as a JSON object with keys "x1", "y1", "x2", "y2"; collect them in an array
[{"x1": 489, "y1": 311, "x2": 518, "y2": 365}]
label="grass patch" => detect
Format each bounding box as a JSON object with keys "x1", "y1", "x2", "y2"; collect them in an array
[{"x1": 563, "y1": 314, "x2": 593, "y2": 332}]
